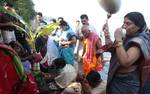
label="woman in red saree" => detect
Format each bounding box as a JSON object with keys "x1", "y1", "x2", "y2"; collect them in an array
[
  {"x1": 81, "y1": 25, "x2": 103, "y2": 75},
  {"x1": 0, "y1": 43, "x2": 39, "y2": 94}
]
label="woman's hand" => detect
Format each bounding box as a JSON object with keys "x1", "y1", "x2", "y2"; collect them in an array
[
  {"x1": 114, "y1": 28, "x2": 124, "y2": 41},
  {"x1": 102, "y1": 22, "x2": 109, "y2": 32},
  {"x1": 60, "y1": 41, "x2": 69, "y2": 48}
]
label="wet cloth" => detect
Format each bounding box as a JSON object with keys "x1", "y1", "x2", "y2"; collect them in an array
[
  {"x1": 45, "y1": 64, "x2": 77, "y2": 94},
  {"x1": 55, "y1": 64, "x2": 77, "y2": 88},
  {"x1": 83, "y1": 32, "x2": 102, "y2": 75}
]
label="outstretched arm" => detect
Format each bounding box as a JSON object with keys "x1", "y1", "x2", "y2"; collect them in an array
[{"x1": 101, "y1": 23, "x2": 113, "y2": 52}]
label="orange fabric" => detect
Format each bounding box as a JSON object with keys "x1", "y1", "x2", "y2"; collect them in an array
[{"x1": 82, "y1": 33, "x2": 102, "y2": 75}]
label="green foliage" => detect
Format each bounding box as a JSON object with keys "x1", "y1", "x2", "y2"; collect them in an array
[
  {"x1": 0, "y1": 3, "x2": 58, "y2": 50},
  {"x1": 0, "y1": 0, "x2": 35, "y2": 22},
  {"x1": 27, "y1": 23, "x2": 58, "y2": 49},
  {"x1": 0, "y1": 0, "x2": 59, "y2": 51}
]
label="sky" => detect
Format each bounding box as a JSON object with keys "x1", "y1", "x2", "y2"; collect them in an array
[{"x1": 32, "y1": 0, "x2": 150, "y2": 40}]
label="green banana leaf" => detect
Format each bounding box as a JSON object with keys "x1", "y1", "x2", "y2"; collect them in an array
[
  {"x1": 11, "y1": 24, "x2": 31, "y2": 38},
  {"x1": 30, "y1": 23, "x2": 58, "y2": 49},
  {"x1": 0, "y1": 5, "x2": 58, "y2": 51},
  {"x1": 34, "y1": 23, "x2": 58, "y2": 39},
  {"x1": 11, "y1": 22, "x2": 58, "y2": 50}
]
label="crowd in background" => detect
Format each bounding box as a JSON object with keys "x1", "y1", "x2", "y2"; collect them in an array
[{"x1": 0, "y1": 2, "x2": 150, "y2": 94}]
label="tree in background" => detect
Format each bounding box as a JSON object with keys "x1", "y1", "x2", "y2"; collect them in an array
[{"x1": 0, "y1": 0, "x2": 35, "y2": 22}]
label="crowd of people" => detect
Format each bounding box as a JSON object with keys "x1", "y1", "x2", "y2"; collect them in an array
[{"x1": 0, "y1": 2, "x2": 150, "y2": 94}]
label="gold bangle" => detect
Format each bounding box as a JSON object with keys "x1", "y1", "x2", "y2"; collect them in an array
[{"x1": 115, "y1": 42, "x2": 123, "y2": 48}]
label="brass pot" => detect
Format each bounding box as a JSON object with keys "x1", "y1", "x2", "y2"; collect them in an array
[{"x1": 98, "y1": 0, "x2": 121, "y2": 14}]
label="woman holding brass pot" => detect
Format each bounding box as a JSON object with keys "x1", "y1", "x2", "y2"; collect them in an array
[{"x1": 102, "y1": 12, "x2": 150, "y2": 94}]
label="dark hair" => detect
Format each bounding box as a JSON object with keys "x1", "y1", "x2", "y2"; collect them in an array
[
  {"x1": 51, "y1": 18, "x2": 56, "y2": 23},
  {"x1": 80, "y1": 14, "x2": 89, "y2": 20},
  {"x1": 37, "y1": 12, "x2": 43, "y2": 17},
  {"x1": 8, "y1": 41, "x2": 26, "y2": 57},
  {"x1": 8, "y1": 41, "x2": 22, "y2": 49},
  {"x1": 57, "y1": 17, "x2": 64, "y2": 21},
  {"x1": 124, "y1": 12, "x2": 146, "y2": 31},
  {"x1": 86, "y1": 70, "x2": 102, "y2": 88},
  {"x1": 52, "y1": 58, "x2": 66, "y2": 69},
  {"x1": 59, "y1": 20, "x2": 68, "y2": 26}
]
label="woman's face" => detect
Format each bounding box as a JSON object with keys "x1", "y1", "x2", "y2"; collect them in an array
[{"x1": 122, "y1": 17, "x2": 140, "y2": 35}]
